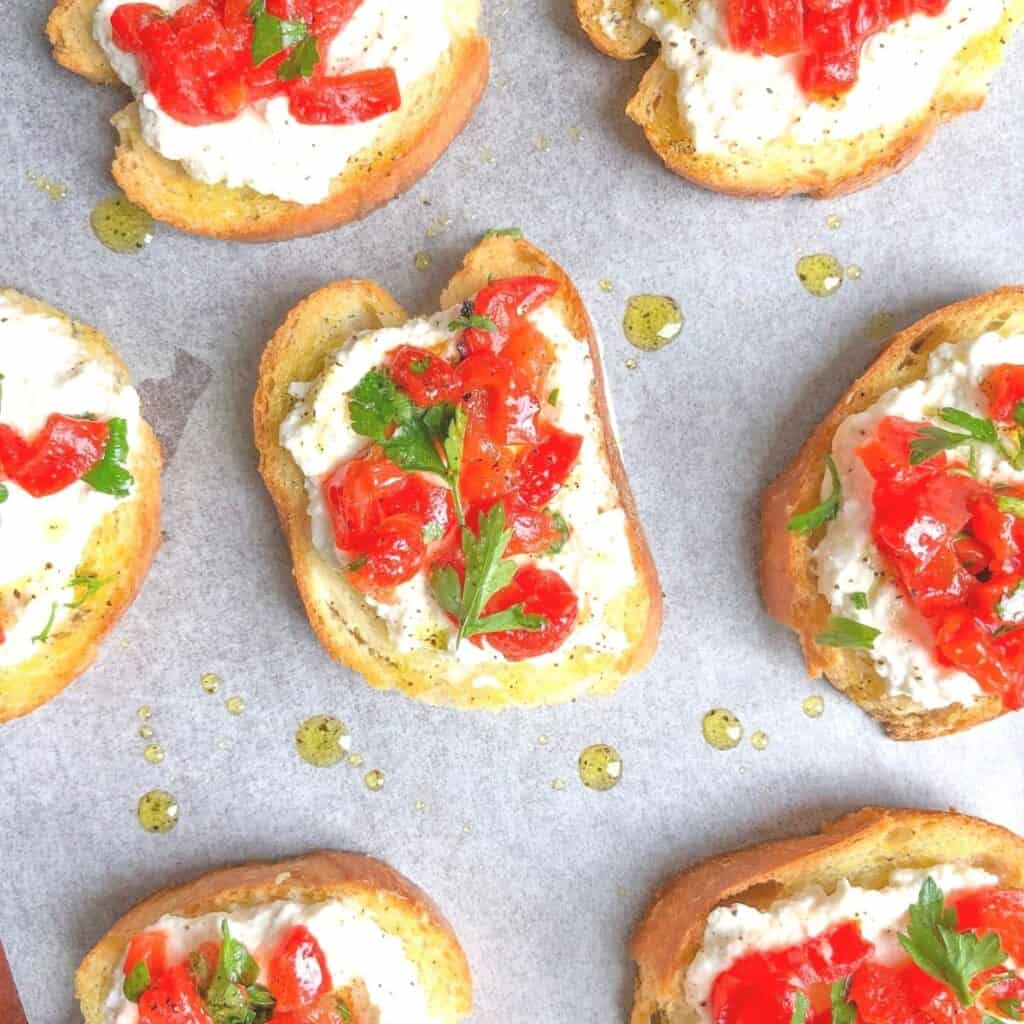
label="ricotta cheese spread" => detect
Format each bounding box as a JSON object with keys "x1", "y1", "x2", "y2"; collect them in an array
[
  {"x1": 814, "y1": 331, "x2": 1024, "y2": 710},
  {"x1": 93, "y1": 0, "x2": 451, "y2": 205},
  {"x1": 102, "y1": 898, "x2": 435, "y2": 1024},
  {"x1": 637, "y1": 0, "x2": 1004, "y2": 154},
  {"x1": 685, "y1": 863, "x2": 999, "y2": 1022},
  {"x1": 0, "y1": 298, "x2": 140, "y2": 668},
  {"x1": 280, "y1": 304, "x2": 639, "y2": 665}
]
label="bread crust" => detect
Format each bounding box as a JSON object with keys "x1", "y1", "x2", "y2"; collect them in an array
[
  {"x1": 75, "y1": 851, "x2": 473, "y2": 1024},
  {"x1": 575, "y1": 0, "x2": 1022, "y2": 198},
  {"x1": 0, "y1": 290, "x2": 161, "y2": 724},
  {"x1": 253, "y1": 235, "x2": 662, "y2": 709},
  {"x1": 630, "y1": 806, "x2": 1024, "y2": 1024},
  {"x1": 46, "y1": 0, "x2": 489, "y2": 242},
  {"x1": 761, "y1": 288, "x2": 1024, "y2": 740}
]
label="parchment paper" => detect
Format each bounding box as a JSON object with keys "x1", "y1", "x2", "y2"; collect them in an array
[{"x1": 2, "y1": 2, "x2": 1024, "y2": 1022}]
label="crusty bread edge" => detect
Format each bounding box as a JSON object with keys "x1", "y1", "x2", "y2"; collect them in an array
[
  {"x1": 761, "y1": 287, "x2": 1024, "y2": 740},
  {"x1": 46, "y1": 0, "x2": 490, "y2": 242},
  {"x1": 253, "y1": 235, "x2": 662, "y2": 709},
  {"x1": 75, "y1": 851, "x2": 473, "y2": 1024},
  {"x1": 630, "y1": 806, "x2": 1024, "y2": 1024},
  {"x1": 0, "y1": 289, "x2": 162, "y2": 724},
  {"x1": 575, "y1": 0, "x2": 1022, "y2": 198}
]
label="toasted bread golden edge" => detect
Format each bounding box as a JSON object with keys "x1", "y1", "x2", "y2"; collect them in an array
[
  {"x1": 575, "y1": 0, "x2": 652, "y2": 58},
  {"x1": 47, "y1": 0, "x2": 490, "y2": 242},
  {"x1": 576, "y1": 0, "x2": 1022, "y2": 198},
  {"x1": 253, "y1": 236, "x2": 662, "y2": 708},
  {"x1": 630, "y1": 806, "x2": 1024, "y2": 1024},
  {"x1": 760, "y1": 287, "x2": 1024, "y2": 741},
  {"x1": 75, "y1": 851, "x2": 473, "y2": 1024},
  {"x1": 0, "y1": 290, "x2": 161, "y2": 724}
]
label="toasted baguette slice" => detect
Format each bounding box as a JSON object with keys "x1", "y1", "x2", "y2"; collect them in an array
[
  {"x1": 46, "y1": 0, "x2": 489, "y2": 242},
  {"x1": 76, "y1": 851, "x2": 472, "y2": 1023},
  {"x1": 575, "y1": 0, "x2": 1022, "y2": 198},
  {"x1": 0, "y1": 290, "x2": 161, "y2": 724},
  {"x1": 761, "y1": 287, "x2": 1024, "y2": 740},
  {"x1": 631, "y1": 806, "x2": 1024, "y2": 1024},
  {"x1": 254, "y1": 234, "x2": 662, "y2": 709}
]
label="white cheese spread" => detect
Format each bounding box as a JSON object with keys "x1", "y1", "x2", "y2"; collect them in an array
[
  {"x1": 280, "y1": 303, "x2": 639, "y2": 665},
  {"x1": 102, "y1": 898, "x2": 435, "y2": 1024},
  {"x1": 685, "y1": 863, "x2": 999, "y2": 1022},
  {"x1": 0, "y1": 298, "x2": 140, "y2": 668},
  {"x1": 814, "y1": 331, "x2": 1024, "y2": 710},
  {"x1": 93, "y1": 0, "x2": 451, "y2": 204},
  {"x1": 637, "y1": 0, "x2": 1004, "y2": 154}
]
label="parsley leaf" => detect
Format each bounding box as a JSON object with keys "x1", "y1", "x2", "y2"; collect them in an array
[
  {"x1": 0, "y1": 482, "x2": 7, "y2": 504},
  {"x1": 790, "y1": 992, "x2": 809, "y2": 1024},
  {"x1": 939, "y1": 407, "x2": 999, "y2": 444},
  {"x1": 204, "y1": 921, "x2": 267, "y2": 1024},
  {"x1": 83, "y1": 417, "x2": 133, "y2": 498},
  {"x1": 910, "y1": 426, "x2": 975, "y2": 465},
  {"x1": 449, "y1": 314, "x2": 496, "y2": 333},
  {"x1": 546, "y1": 510, "x2": 569, "y2": 554},
  {"x1": 999, "y1": 998, "x2": 1024, "y2": 1021},
  {"x1": 32, "y1": 602, "x2": 58, "y2": 644},
  {"x1": 430, "y1": 503, "x2": 544, "y2": 647},
  {"x1": 997, "y1": 496, "x2": 1024, "y2": 519},
  {"x1": 816, "y1": 615, "x2": 880, "y2": 650},
  {"x1": 250, "y1": 0, "x2": 309, "y2": 65},
  {"x1": 348, "y1": 369, "x2": 414, "y2": 442},
  {"x1": 787, "y1": 455, "x2": 841, "y2": 534},
  {"x1": 337, "y1": 1002, "x2": 354, "y2": 1024},
  {"x1": 830, "y1": 978, "x2": 856, "y2": 1024},
  {"x1": 1015, "y1": 402, "x2": 1024, "y2": 429},
  {"x1": 898, "y1": 877, "x2": 1007, "y2": 1006},
  {"x1": 123, "y1": 961, "x2": 151, "y2": 1002},
  {"x1": 67, "y1": 573, "x2": 115, "y2": 609},
  {"x1": 851, "y1": 591, "x2": 869, "y2": 611},
  {"x1": 910, "y1": 408, "x2": 1012, "y2": 466},
  {"x1": 382, "y1": 415, "x2": 447, "y2": 478},
  {"x1": 277, "y1": 34, "x2": 318, "y2": 80}
]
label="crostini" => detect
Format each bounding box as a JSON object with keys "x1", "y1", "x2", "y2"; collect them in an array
[
  {"x1": 76, "y1": 851, "x2": 472, "y2": 1024},
  {"x1": 762, "y1": 289, "x2": 1024, "y2": 739},
  {"x1": 631, "y1": 806, "x2": 1024, "y2": 1024},
  {"x1": 576, "y1": 0, "x2": 1022, "y2": 197},
  {"x1": 46, "y1": 0, "x2": 489, "y2": 242},
  {"x1": 254, "y1": 234, "x2": 661, "y2": 708},
  {"x1": 0, "y1": 290, "x2": 161, "y2": 723}
]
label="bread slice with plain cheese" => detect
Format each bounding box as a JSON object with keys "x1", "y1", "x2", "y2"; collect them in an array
[
  {"x1": 253, "y1": 234, "x2": 662, "y2": 709},
  {"x1": 630, "y1": 806, "x2": 1024, "y2": 1024},
  {"x1": 575, "y1": 0, "x2": 1022, "y2": 198},
  {"x1": 0, "y1": 290, "x2": 161, "y2": 724},
  {"x1": 76, "y1": 850, "x2": 472, "y2": 1024},
  {"x1": 46, "y1": 0, "x2": 489, "y2": 242}
]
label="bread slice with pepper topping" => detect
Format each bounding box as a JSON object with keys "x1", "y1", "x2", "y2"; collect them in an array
[{"x1": 254, "y1": 234, "x2": 661, "y2": 709}]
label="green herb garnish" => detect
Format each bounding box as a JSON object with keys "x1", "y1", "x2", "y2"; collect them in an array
[
  {"x1": 548, "y1": 388, "x2": 560, "y2": 406},
  {"x1": 790, "y1": 992, "x2": 809, "y2": 1024},
  {"x1": 32, "y1": 602, "x2": 58, "y2": 644},
  {"x1": 205, "y1": 922, "x2": 268, "y2": 1024},
  {"x1": 449, "y1": 314, "x2": 496, "y2": 333},
  {"x1": 999, "y1": 998, "x2": 1024, "y2": 1021},
  {"x1": 249, "y1": 0, "x2": 308, "y2": 65},
  {"x1": 67, "y1": 574, "x2": 114, "y2": 609},
  {"x1": 997, "y1": 496, "x2": 1024, "y2": 519},
  {"x1": 851, "y1": 591, "x2": 868, "y2": 611},
  {"x1": 830, "y1": 978, "x2": 856, "y2": 1024},
  {"x1": 123, "y1": 961, "x2": 151, "y2": 1002},
  {"x1": 277, "y1": 34, "x2": 318, "y2": 80},
  {"x1": 430, "y1": 503, "x2": 544, "y2": 648},
  {"x1": 337, "y1": 1001, "x2": 354, "y2": 1024},
  {"x1": 83, "y1": 417, "x2": 133, "y2": 498},
  {"x1": 787, "y1": 455, "x2": 841, "y2": 534},
  {"x1": 0, "y1": 483, "x2": 7, "y2": 504},
  {"x1": 409, "y1": 358, "x2": 431, "y2": 375},
  {"x1": 898, "y1": 877, "x2": 1006, "y2": 1007},
  {"x1": 423, "y1": 520, "x2": 444, "y2": 542},
  {"x1": 910, "y1": 407, "x2": 1012, "y2": 466},
  {"x1": 815, "y1": 615, "x2": 880, "y2": 650}
]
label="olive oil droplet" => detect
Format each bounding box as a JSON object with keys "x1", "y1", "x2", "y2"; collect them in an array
[
  {"x1": 751, "y1": 730, "x2": 769, "y2": 751},
  {"x1": 702, "y1": 708, "x2": 743, "y2": 750},
  {"x1": 137, "y1": 789, "x2": 178, "y2": 833},
  {"x1": 796, "y1": 254, "x2": 843, "y2": 298},
  {"x1": 825, "y1": 214, "x2": 842, "y2": 230},
  {"x1": 91, "y1": 195, "x2": 155, "y2": 254},
  {"x1": 802, "y1": 695, "x2": 825, "y2": 719},
  {"x1": 27, "y1": 172, "x2": 68, "y2": 201},
  {"x1": 200, "y1": 672, "x2": 220, "y2": 694},
  {"x1": 138, "y1": 705, "x2": 152, "y2": 722},
  {"x1": 413, "y1": 251, "x2": 432, "y2": 271},
  {"x1": 414, "y1": 800, "x2": 427, "y2": 812},
  {"x1": 295, "y1": 715, "x2": 351, "y2": 768},
  {"x1": 551, "y1": 778, "x2": 567, "y2": 791},
  {"x1": 846, "y1": 263, "x2": 863, "y2": 281},
  {"x1": 348, "y1": 752, "x2": 364, "y2": 768},
  {"x1": 364, "y1": 769, "x2": 386, "y2": 792},
  {"x1": 598, "y1": 278, "x2": 614, "y2": 293},
  {"x1": 866, "y1": 311, "x2": 897, "y2": 341},
  {"x1": 625, "y1": 357, "x2": 638, "y2": 370},
  {"x1": 143, "y1": 743, "x2": 165, "y2": 765},
  {"x1": 537, "y1": 734, "x2": 550, "y2": 746},
  {"x1": 623, "y1": 294, "x2": 684, "y2": 351},
  {"x1": 578, "y1": 743, "x2": 623, "y2": 791},
  {"x1": 139, "y1": 725, "x2": 154, "y2": 740},
  {"x1": 225, "y1": 695, "x2": 246, "y2": 715}
]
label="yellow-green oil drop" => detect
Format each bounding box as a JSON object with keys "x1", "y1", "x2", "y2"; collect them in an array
[
  {"x1": 578, "y1": 744, "x2": 623, "y2": 790},
  {"x1": 143, "y1": 743, "x2": 165, "y2": 765},
  {"x1": 802, "y1": 695, "x2": 825, "y2": 719},
  {"x1": 201, "y1": 672, "x2": 220, "y2": 694},
  {"x1": 295, "y1": 715, "x2": 350, "y2": 768},
  {"x1": 225, "y1": 695, "x2": 246, "y2": 715},
  {"x1": 91, "y1": 195, "x2": 155, "y2": 254},
  {"x1": 137, "y1": 789, "x2": 178, "y2": 833},
  {"x1": 751, "y1": 731, "x2": 770, "y2": 751},
  {"x1": 702, "y1": 708, "x2": 743, "y2": 750},
  {"x1": 796, "y1": 254, "x2": 843, "y2": 298},
  {"x1": 364, "y1": 769, "x2": 386, "y2": 791},
  {"x1": 623, "y1": 294, "x2": 684, "y2": 351}
]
